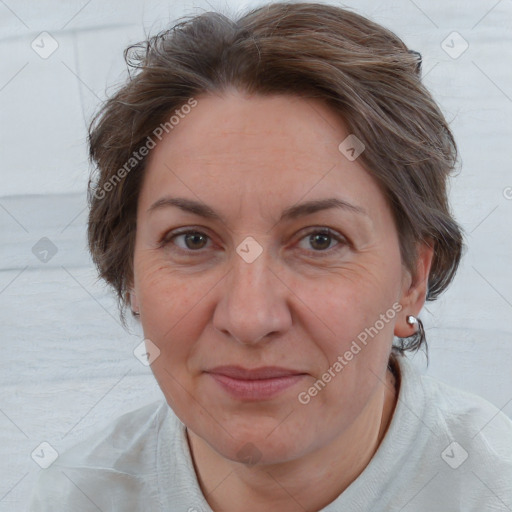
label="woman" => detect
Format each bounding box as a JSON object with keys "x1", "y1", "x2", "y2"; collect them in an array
[{"x1": 29, "y1": 2, "x2": 512, "y2": 510}]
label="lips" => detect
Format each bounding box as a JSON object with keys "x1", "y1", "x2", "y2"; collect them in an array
[
  {"x1": 206, "y1": 366, "x2": 305, "y2": 380},
  {"x1": 205, "y1": 366, "x2": 307, "y2": 401}
]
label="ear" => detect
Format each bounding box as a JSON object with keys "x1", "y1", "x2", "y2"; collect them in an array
[
  {"x1": 127, "y1": 288, "x2": 140, "y2": 315},
  {"x1": 394, "y1": 239, "x2": 435, "y2": 338}
]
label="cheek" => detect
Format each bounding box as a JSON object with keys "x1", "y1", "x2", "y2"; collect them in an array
[
  {"x1": 298, "y1": 263, "x2": 399, "y2": 404},
  {"x1": 135, "y1": 263, "x2": 205, "y2": 411},
  {"x1": 302, "y1": 259, "x2": 400, "y2": 342},
  {"x1": 135, "y1": 250, "x2": 197, "y2": 313},
  {"x1": 133, "y1": 253, "x2": 206, "y2": 354}
]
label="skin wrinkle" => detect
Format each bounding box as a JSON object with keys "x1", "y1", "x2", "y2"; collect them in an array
[{"x1": 129, "y1": 91, "x2": 433, "y2": 511}]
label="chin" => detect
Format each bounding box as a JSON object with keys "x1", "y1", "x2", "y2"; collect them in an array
[{"x1": 194, "y1": 421, "x2": 311, "y2": 467}]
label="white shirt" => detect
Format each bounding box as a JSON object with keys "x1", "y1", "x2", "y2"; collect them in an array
[{"x1": 28, "y1": 355, "x2": 512, "y2": 511}]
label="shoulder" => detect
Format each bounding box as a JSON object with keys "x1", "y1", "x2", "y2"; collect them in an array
[
  {"x1": 397, "y1": 354, "x2": 512, "y2": 443},
  {"x1": 395, "y1": 355, "x2": 512, "y2": 509},
  {"x1": 59, "y1": 399, "x2": 170, "y2": 469},
  {"x1": 416, "y1": 362, "x2": 512, "y2": 456},
  {"x1": 27, "y1": 400, "x2": 173, "y2": 511}
]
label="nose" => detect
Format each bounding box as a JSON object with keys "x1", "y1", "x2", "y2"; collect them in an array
[{"x1": 212, "y1": 246, "x2": 292, "y2": 346}]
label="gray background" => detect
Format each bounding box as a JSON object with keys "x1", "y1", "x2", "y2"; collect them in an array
[{"x1": 1, "y1": 0, "x2": 511, "y2": 509}]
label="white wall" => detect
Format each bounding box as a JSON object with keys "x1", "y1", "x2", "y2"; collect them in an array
[{"x1": 1, "y1": 0, "x2": 511, "y2": 509}]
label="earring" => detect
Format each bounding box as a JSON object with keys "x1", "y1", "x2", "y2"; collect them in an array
[{"x1": 406, "y1": 315, "x2": 417, "y2": 325}]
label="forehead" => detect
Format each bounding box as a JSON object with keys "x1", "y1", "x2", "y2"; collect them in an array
[
  {"x1": 148, "y1": 91, "x2": 347, "y2": 170},
  {"x1": 139, "y1": 91, "x2": 390, "y2": 226}
]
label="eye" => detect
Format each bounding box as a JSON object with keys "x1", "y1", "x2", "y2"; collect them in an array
[
  {"x1": 159, "y1": 226, "x2": 348, "y2": 256},
  {"x1": 159, "y1": 229, "x2": 211, "y2": 253},
  {"x1": 296, "y1": 227, "x2": 347, "y2": 254}
]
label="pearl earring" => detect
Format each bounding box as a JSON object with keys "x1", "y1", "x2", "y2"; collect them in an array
[{"x1": 406, "y1": 315, "x2": 418, "y2": 325}]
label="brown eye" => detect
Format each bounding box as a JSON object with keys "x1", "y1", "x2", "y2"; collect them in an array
[
  {"x1": 309, "y1": 232, "x2": 332, "y2": 251},
  {"x1": 296, "y1": 228, "x2": 347, "y2": 255},
  {"x1": 180, "y1": 232, "x2": 209, "y2": 250},
  {"x1": 160, "y1": 229, "x2": 211, "y2": 252}
]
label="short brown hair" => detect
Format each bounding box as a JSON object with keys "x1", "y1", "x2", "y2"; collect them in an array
[{"x1": 87, "y1": 1, "x2": 465, "y2": 355}]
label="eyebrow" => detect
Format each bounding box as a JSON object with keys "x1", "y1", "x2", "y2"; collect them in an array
[{"x1": 147, "y1": 196, "x2": 369, "y2": 222}]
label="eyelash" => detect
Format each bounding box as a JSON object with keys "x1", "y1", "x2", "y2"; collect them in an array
[{"x1": 158, "y1": 226, "x2": 349, "y2": 257}]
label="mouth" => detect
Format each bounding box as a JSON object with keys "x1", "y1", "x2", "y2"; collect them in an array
[{"x1": 205, "y1": 366, "x2": 308, "y2": 401}]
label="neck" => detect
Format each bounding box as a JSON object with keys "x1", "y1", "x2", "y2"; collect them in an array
[{"x1": 187, "y1": 367, "x2": 398, "y2": 512}]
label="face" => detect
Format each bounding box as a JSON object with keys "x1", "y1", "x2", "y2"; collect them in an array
[{"x1": 130, "y1": 90, "x2": 417, "y2": 464}]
